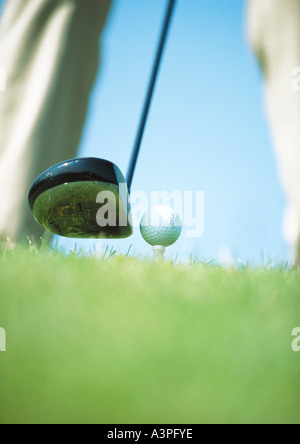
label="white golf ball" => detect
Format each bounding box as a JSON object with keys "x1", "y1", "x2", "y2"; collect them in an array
[{"x1": 140, "y1": 205, "x2": 182, "y2": 247}]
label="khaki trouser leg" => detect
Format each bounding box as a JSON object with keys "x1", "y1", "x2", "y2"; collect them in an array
[
  {"x1": 248, "y1": 0, "x2": 300, "y2": 266},
  {"x1": 0, "y1": 0, "x2": 111, "y2": 244}
]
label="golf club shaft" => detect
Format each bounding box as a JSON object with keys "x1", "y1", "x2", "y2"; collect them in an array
[{"x1": 126, "y1": 0, "x2": 177, "y2": 192}]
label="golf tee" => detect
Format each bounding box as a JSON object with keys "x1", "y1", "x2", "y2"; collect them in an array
[{"x1": 153, "y1": 245, "x2": 166, "y2": 262}]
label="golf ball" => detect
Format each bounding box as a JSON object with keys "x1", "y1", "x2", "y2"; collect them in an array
[{"x1": 140, "y1": 205, "x2": 182, "y2": 247}]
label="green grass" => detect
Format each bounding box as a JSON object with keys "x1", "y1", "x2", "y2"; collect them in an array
[{"x1": 0, "y1": 248, "x2": 299, "y2": 424}]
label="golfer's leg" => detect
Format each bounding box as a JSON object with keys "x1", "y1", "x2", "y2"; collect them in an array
[
  {"x1": 0, "y1": 0, "x2": 111, "y2": 244},
  {"x1": 248, "y1": 0, "x2": 300, "y2": 265}
]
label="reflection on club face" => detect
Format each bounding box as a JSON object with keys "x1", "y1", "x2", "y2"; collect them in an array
[{"x1": 29, "y1": 158, "x2": 133, "y2": 239}]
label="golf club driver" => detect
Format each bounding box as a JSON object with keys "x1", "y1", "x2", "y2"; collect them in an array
[{"x1": 28, "y1": 0, "x2": 177, "y2": 239}]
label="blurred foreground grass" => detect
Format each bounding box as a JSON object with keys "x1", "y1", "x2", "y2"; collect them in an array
[{"x1": 0, "y1": 248, "x2": 299, "y2": 424}]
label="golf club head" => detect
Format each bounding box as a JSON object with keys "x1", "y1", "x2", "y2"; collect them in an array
[{"x1": 28, "y1": 158, "x2": 133, "y2": 239}]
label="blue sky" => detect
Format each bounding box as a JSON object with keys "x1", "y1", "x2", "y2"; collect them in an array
[
  {"x1": 0, "y1": 0, "x2": 288, "y2": 263},
  {"x1": 75, "y1": 0, "x2": 286, "y2": 263}
]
